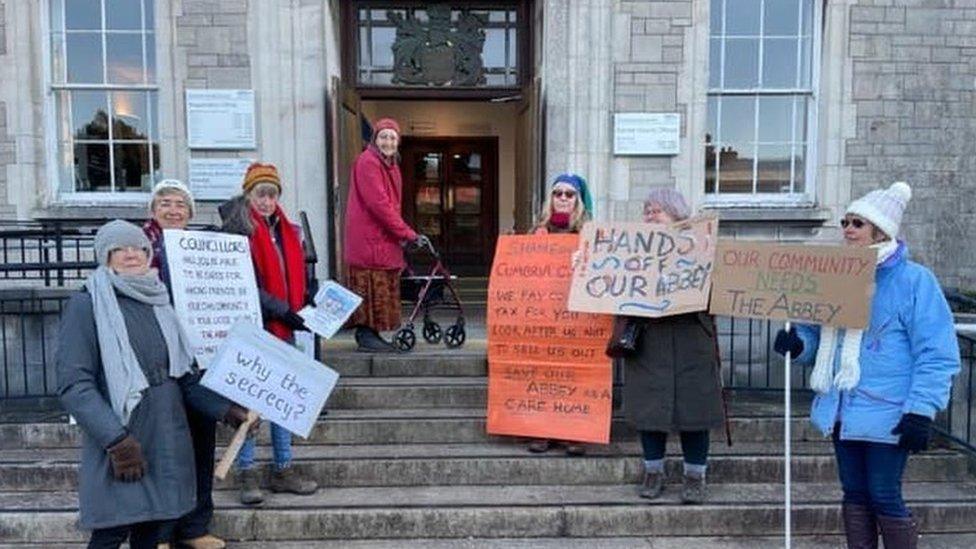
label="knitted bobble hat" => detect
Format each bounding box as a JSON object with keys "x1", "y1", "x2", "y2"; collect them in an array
[
  {"x1": 845, "y1": 181, "x2": 912, "y2": 239},
  {"x1": 149, "y1": 179, "x2": 195, "y2": 218},
  {"x1": 242, "y1": 162, "x2": 282, "y2": 195},
  {"x1": 94, "y1": 220, "x2": 152, "y2": 266}
]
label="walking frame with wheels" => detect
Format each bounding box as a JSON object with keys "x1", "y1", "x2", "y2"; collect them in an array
[{"x1": 394, "y1": 239, "x2": 466, "y2": 352}]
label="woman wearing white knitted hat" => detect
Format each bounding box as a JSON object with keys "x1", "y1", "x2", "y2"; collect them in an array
[{"x1": 774, "y1": 182, "x2": 960, "y2": 548}]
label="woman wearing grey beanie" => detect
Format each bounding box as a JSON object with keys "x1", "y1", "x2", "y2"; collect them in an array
[{"x1": 56, "y1": 220, "x2": 252, "y2": 549}]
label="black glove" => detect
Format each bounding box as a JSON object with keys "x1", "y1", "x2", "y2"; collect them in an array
[
  {"x1": 891, "y1": 413, "x2": 932, "y2": 453},
  {"x1": 107, "y1": 434, "x2": 147, "y2": 482},
  {"x1": 282, "y1": 311, "x2": 307, "y2": 331},
  {"x1": 224, "y1": 404, "x2": 261, "y2": 435},
  {"x1": 773, "y1": 327, "x2": 803, "y2": 359}
]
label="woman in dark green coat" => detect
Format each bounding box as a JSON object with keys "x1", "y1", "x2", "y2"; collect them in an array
[{"x1": 621, "y1": 188, "x2": 724, "y2": 504}]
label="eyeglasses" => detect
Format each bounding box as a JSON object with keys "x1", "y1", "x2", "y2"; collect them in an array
[
  {"x1": 840, "y1": 218, "x2": 865, "y2": 229},
  {"x1": 552, "y1": 190, "x2": 576, "y2": 199}
]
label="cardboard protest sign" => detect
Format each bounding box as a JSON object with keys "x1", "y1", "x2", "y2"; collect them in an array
[
  {"x1": 164, "y1": 229, "x2": 262, "y2": 368},
  {"x1": 201, "y1": 322, "x2": 339, "y2": 438},
  {"x1": 568, "y1": 215, "x2": 719, "y2": 318},
  {"x1": 709, "y1": 240, "x2": 876, "y2": 329},
  {"x1": 298, "y1": 280, "x2": 363, "y2": 339},
  {"x1": 486, "y1": 235, "x2": 614, "y2": 444}
]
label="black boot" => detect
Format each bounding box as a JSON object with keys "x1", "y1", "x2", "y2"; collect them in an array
[
  {"x1": 355, "y1": 326, "x2": 398, "y2": 353},
  {"x1": 877, "y1": 514, "x2": 918, "y2": 549},
  {"x1": 842, "y1": 503, "x2": 878, "y2": 549}
]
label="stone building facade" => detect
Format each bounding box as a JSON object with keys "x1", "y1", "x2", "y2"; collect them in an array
[{"x1": 0, "y1": 0, "x2": 972, "y2": 287}]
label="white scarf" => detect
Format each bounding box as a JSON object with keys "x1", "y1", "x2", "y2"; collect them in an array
[
  {"x1": 808, "y1": 240, "x2": 899, "y2": 394},
  {"x1": 88, "y1": 266, "x2": 195, "y2": 424}
]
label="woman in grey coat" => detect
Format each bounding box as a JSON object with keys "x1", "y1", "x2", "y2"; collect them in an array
[
  {"x1": 621, "y1": 189, "x2": 724, "y2": 504},
  {"x1": 56, "y1": 220, "x2": 251, "y2": 549}
]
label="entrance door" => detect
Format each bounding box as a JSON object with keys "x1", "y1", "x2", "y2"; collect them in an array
[{"x1": 400, "y1": 137, "x2": 498, "y2": 276}]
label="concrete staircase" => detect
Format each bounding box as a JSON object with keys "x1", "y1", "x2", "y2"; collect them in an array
[{"x1": 2, "y1": 348, "x2": 976, "y2": 548}]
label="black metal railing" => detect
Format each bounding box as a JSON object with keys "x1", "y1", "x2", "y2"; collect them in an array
[
  {"x1": 0, "y1": 289, "x2": 72, "y2": 399},
  {"x1": 935, "y1": 332, "x2": 976, "y2": 453},
  {"x1": 0, "y1": 221, "x2": 99, "y2": 286}
]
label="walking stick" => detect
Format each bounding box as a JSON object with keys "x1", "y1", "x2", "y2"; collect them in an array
[{"x1": 214, "y1": 410, "x2": 260, "y2": 481}]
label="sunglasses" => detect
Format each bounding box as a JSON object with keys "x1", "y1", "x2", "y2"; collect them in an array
[
  {"x1": 552, "y1": 190, "x2": 577, "y2": 199},
  {"x1": 840, "y1": 218, "x2": 865, "y2": 229}
]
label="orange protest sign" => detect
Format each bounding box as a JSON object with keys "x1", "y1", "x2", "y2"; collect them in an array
[{"x1": 486, "y1": 235, "x2": 614, "y2": 444}]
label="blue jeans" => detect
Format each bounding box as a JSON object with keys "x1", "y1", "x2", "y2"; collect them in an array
[
  {"x1": 237, "y1": 421, "x2": 293, "y2": 471},
  {"x1": 832, "y1": 424, "x2": 910, "y2": 518}
]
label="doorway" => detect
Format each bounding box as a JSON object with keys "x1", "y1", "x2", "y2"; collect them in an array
[{"x1": 400, "y1": 136, "x2": 498, "y2": 276}]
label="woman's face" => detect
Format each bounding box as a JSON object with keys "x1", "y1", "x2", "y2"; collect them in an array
[
  {"x1": 841, "y1": 214, "x2": 883, "y2": 247},
  {"x1": 107, "y1": 246, "x2": 150, "y2": 275},
  {"x1": 248, "y1": 184, "x2": 280, "y2": 217},
  {"x1": 375, "y1": 129, "x2": 399, "y2": 158},
  {"x1": 643, "y1": 202, "x2": 675, "y2": 224},
  {"x1": 152, "y1": 191, "x2": 191, "y2": 229},
  {"x1": 551, "y1": 183, "x2": 578, "y2": 215}
]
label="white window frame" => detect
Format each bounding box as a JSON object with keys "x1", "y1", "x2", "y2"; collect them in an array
[
  {"x1": 704, "y1": 0, "x2": 822, "y2": 207},
  {"x1": 44, "y1": 0, "x2": 160, "y2": 204}
]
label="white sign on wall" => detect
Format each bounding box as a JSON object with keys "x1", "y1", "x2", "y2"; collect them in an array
[
  {"x1": 164, "y1": 229, "x2": 263, "y2": 368},
  {"x1": 186, "y1": 89, "x2": 256, "y2": 149},
  {"x1": 188, "y1": 158, "x2": 253, "y2": 200},
  {"x1": 613, "y1": 113, "x2": 681, "y2": 156},
  {"x1": 202, "y1": 322, "x2": 340, "y2": 438}
]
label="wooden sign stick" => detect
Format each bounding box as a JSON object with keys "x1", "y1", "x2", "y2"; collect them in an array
[{"x1": 214, "y1": 410, "x2": 259, "y2": 481}]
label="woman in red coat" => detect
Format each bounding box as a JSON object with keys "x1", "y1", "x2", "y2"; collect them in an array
[{"x1": 344, "y1": 118, "x2": 428, "y2": 352}]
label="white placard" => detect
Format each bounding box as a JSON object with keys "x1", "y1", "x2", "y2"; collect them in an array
[
  {"x1": 186, "y1": 89, "x2": 256, "y2": 149},
  {"x1": 298, "y1": 280, "x2": 363, "y2": 340},
  {"x1": 201, "y1": 322, "x2": 339, "y2": 438},
  {"x1": 164, "y1": 229, "x2": 262, "y2": 368},
  {"x1": 188, "y1": 158, "x2": 253, "y2": 200},
  {"x1": 613, "y1": 113, "x2": 680, "y2": 156}
]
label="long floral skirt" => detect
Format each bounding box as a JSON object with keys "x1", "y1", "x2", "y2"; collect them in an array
[{"x1": 346, "y1": 267, "x2": 402, "y2": 332}]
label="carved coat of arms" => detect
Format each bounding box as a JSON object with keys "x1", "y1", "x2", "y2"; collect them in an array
[{"x1": 388, "y1": 6, "x2": 487, "y2": 86}]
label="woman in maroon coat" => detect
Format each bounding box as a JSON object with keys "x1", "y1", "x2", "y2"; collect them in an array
[{"x1": 344, "y1": 118, "x2": 427, "y2": 352}]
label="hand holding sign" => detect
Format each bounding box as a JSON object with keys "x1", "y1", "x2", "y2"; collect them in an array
[{"x1": 201, "y1": 322, "x2": 339, "y2": 439}]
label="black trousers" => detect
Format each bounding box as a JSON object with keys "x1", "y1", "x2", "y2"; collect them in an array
[
  {"x1": 88, "y1": 520, "x2": 173, "y2": 549},
  {"x1": 172, "y1": 407, "x2": 218, "y2": 540}
]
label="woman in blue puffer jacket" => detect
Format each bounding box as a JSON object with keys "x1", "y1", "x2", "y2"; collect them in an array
[{"x1": 775, "y1": 181, "x2": 959, "y2": 549}]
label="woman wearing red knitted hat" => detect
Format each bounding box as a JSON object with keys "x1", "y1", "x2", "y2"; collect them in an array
[{"x1": 344, "y1": 118, "x2": 428, "y2": 352}]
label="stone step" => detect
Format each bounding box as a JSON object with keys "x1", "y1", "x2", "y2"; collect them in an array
[
  {"x1": 1, "y1": 483, "x2": 975, "y2": 542},
  {"x1": 0, "y1": 410, "x2": 825, "y2": 448},
  {"x1": 0, "y1": 442, "x2": 967, "y2": 491},
  {"x1": 324, "y1": 351, "x2": 488, "y2": 377},
  {"x1": 15, "y1": 536, "x2": 976, "y2": 549}
]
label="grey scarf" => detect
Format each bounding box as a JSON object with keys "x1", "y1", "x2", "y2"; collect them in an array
[{"x1": 88, "y1": 266, "x2": 194, "y2": 424}]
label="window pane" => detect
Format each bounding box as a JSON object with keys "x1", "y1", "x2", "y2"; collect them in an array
[
  {"x1": 114, "y1": 143, "x2": 152, "y2": 191},
  {"x1": 65, "y1": 0, "x2": 102, "y2": 30},
  {"x1": 484, "y1": 28, "x2": 506, "y2": 68},
  {"x1": 106, "y1": 33, "x2": 144, "y2": 83},
  {"x1": 145, "y1": 33, "x2": 156, "y2": 82},
  {"x1": 149, "y1": 91, "x2": 159, "y2": 141},
  {"x1": 758, "y1": 96, "x2": 793, "y2": 143},
  {"x1": 793, "y1": 96, "x2": 808, "y2": 143},
  {"x1": 74, "y1": 143, "x2": 112, "y2": 191},
  {"x1": 705, "y1": 97, "x2": 718, "y2": 193},
  {"x1": 764, "y1": 0, "x2": 800, "y2": 36},
  {"x1": 452, "y1": 152, "x2": 483, "y2": 181},
  {"x1": 709, "y1": 38, "x2": 721, "y2": 88},
  {"x1": 707, "y1": 96, "x2": 719, "y2": 143},
  {"x1": 145, "y1": 0, "x2": 155, "y2": 29},
  {"x1": 719, "y1": 96, "x2": 756, "y2": 146},
  {"x1": 724, "y1": 38, "x2": 759, "y2": 88},
  {"x1": 508, "y1": 29, "x2": 517, "y2": 68},
  {"x1": 71, "y1": 90, "x2": 109, "y2": 140},
  {"x1": 717, "y1": 142, "x2": 754, "y2": 193},
  {"x1": 755, "y1": 144, "x2": 793, "y2": 193},
  {"x1": 793, "y1": 146, "x2": 806, "y2": 193},
  {"x1": 106, "y1": 0, "x2": 141, "y2": 30},
  {"x1": 111, "y1": 91, "x2": 148, "y2": 139},
  {"x1": 710, "y1": 0, "x2": 722, "y2": 36},
  {"x1": 762, "y1": 38, "x2": 798, "y2": 88},
  {"x1": 454, "y1": 186, "x2": 481, "y2": 214},
  {"x1": 489, "y1": 10, "x2": 506, "y2": 23},
  {"x1": 66, "y1": 32, "x2": 104, "y2": 83},
  {"x1": 726, "y1": 0, "x2": 761, "y2": 36},
  {"x1": 798, "y1": 36, "x2": 812, "y2": 87},
  {"x1": 50, "y1": 0, "x2": 65, "y2": 32},
  {"x1": 371, "y1": 27, "x2": 395, "y2": 67}
]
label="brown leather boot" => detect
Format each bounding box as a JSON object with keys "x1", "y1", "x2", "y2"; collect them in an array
[
  {"x1": 877, "y1": 514, "x2": 918, "y2": 549},
  {"x1": 842, "y1": 503, "x2": 878, "y2": 549}
]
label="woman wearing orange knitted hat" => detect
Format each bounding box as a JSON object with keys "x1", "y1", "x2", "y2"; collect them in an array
[{"x1": 343, "y1": 118, "x2": 428, "y2": 352}]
